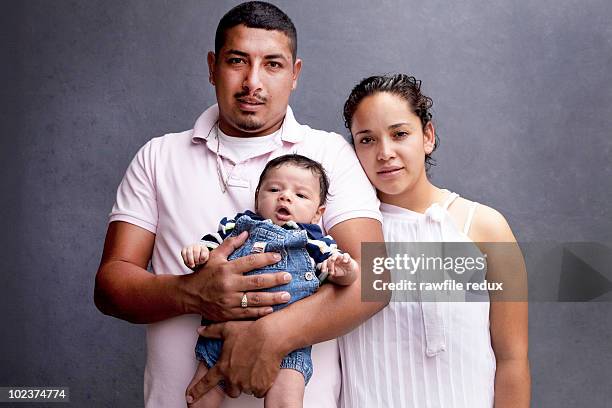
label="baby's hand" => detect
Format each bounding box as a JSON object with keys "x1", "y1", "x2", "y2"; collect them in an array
[
  {"x1": 181, "y1": 244, "x2": 210, "y2": 270},
  {"x1": 321, "y1": 252, "x2": 359, "y2": 286}
]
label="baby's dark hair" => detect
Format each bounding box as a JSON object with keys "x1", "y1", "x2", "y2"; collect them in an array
[
  {"x1": 256, "y1": 154, "x2": 329, "y2": 206},
  {"x1": 343, "y1": 73, "x2": 439, "y2": 171}
]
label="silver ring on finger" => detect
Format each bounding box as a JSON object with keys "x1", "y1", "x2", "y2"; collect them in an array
[{"x1": 241, "y1": 292, "x2": 248, "y2": 308}]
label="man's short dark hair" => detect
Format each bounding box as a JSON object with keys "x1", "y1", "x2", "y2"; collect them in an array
[
  {"x1": 256, "y1": 154, "x2": 329, "y2": 206},
  {"x1": 215, "y1": 1, "x2": 297, "y2": 61}
]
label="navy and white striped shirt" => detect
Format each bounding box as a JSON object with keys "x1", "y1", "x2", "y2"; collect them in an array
[{"x1": 200, "y1": 210, "x2": 341, "y2": 281}]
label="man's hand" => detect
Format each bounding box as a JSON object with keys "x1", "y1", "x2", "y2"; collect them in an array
[
  {"x1": 181, "y1": 231, "x2": 293, "y2": 321},
  {"x1": 95, "y1": 222, "x2": 293, "y2": 324},
  {"x1": 186, "y1": 320, "x2": 285, "y2": 403}
]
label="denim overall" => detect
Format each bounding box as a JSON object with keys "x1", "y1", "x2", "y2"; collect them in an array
[{"x1": 195, "y1": 214, "x2": 321, "y2": 383}]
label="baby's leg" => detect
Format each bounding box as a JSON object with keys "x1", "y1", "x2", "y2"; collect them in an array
[
  {"x1": 264, "y1": 368, "x2": 305, "y2": 408},
  {"x1": 186, "y1": 361, "x2": 225, "y2": 408}
]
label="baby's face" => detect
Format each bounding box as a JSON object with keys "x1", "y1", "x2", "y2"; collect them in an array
[{"x1": 256, "y1": 164, "x2": 325, "y2": 225}]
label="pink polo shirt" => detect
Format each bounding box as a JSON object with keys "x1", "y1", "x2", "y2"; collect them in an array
[{"x1": 109, "y1": 104, "x2": 382, "y2": 408}]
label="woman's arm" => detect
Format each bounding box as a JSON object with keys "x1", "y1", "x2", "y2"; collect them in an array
[{"x1": 472, "y1": 206, "x2": 531, "y2": 408}]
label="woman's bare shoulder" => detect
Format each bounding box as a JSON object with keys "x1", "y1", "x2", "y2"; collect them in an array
[{"x1": 469, "y1": 202, "x2": 516, "y2": 243}]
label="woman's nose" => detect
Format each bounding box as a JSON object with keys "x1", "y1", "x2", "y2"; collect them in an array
[{"x1": 377, "y1": 138, "x2": 395, "y2": 161}]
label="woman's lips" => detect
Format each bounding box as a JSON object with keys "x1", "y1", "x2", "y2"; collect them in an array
[{"x1": 377, "y1": 166, "x2": 405, "y2": 179}]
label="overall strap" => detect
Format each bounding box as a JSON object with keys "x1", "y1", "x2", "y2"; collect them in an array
[{"x1": 463, "y1": 202, "x2": 478, "y2": 236}]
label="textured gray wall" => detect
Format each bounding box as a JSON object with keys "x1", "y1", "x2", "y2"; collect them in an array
[{"x1": 1, "y1": 0, "x2": 611, "y2": 406}]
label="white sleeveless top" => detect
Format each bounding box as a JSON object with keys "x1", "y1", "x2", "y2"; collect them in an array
[{"x1": 339, "y1": 193, "x2": 496, "y2": 408}]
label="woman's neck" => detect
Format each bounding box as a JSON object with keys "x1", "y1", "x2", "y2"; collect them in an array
[{"x1": 379, "y1": 178, "x2": 446, "y2": 214}]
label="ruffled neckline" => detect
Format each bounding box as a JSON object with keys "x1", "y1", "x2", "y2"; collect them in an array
[{"x1": 380, "y1": 190, "x2": 455, "y2": 223}]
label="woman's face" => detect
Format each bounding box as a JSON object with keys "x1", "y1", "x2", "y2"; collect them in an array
[{"x1": 351, "y1": 92, "x2": 435, "y2": 200}]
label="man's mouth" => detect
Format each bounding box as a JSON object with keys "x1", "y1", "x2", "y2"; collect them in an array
[{"x1": 236, "y1": 94, "x2": 266, "y2": 111}]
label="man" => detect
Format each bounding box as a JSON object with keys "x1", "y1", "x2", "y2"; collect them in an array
[{"x1": 94, "y1": 2, "x2": 385, "y2": 407}]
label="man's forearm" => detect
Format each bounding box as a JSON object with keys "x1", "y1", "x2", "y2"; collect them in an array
[
  {"x1": 257, "y1": 217, "x2": 388, "y2": 354},
  {"x1": 95, "y1": 221, "x2": 291, "y2": 325},
  {"x1": 94, "y1": 260, "x2": 188, "y2": 324},
  {"x1": 261, "y1": 277, "x2": 385, "y2": 354}
]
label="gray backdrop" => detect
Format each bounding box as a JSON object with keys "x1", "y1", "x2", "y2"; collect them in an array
[{"x1": 1, "y1": 0, "x2": 611, "y2": 406}]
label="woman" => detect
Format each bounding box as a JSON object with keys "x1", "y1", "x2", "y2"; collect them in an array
[{"x1": 339, "y1": 74, "x2": 530, "y2": 407}]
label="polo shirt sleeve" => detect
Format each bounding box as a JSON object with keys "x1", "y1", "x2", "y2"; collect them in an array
[
  {"x1": 108, "y1": 139, "x2": 158, "y2": 234},
  {"x1": 321, "y1": 135, "x2": 382, "y2": 231}
]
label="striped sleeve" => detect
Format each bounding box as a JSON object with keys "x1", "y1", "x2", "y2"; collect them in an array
[
  {"x1": 306, "y1": 235, "x2": 341, "y2": 265},
  {"x1": 199, "y1": 216, "x2": 237, "y2": 250}
]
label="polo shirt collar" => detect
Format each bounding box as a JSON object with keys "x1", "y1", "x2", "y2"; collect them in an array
[{"x1": 191, "y1": 104, "x2": 305, "y2": 145}]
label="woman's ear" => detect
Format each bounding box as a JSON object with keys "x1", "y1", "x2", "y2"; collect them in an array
[{"x1": 423, "y1": 122, "x2": 435, "y2": 154}]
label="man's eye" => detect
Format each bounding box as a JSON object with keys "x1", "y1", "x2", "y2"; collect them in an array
[
  {"x1": 228, "y1": 58, "x2": 244, "y2": 64},
  {"x1": 267, "y1": 61, "x2": 282, "y2": 69}
]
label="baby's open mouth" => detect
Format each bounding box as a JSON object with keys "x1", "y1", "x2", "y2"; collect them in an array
[{"x1": 277, "y1": 207, "x2": 291, "y2": 216}]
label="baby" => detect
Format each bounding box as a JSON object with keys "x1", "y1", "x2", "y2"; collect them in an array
[{"x1": 182, "y1": 154, "x2": 359, "y2": 408}]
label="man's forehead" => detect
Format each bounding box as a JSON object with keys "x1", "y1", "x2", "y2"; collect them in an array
[{"x1": 220, "y1": 25, "x2": 292, "y2": 58}]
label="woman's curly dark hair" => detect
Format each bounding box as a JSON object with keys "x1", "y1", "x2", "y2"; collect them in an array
[{"x1": 343, "y1": 73, "x2": 439, "y2": 172}]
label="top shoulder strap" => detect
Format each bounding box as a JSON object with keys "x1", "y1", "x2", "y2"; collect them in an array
[
  {"x1": 463, "y1": 202, "x2": 478, "y2": 236},
  {"x1": 441, "y1": 192, "x2": 460, "y2": 211}
]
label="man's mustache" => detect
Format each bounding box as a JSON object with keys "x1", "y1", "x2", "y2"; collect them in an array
[{"x1": 234, "y1": 91, "x2": 267, "y2": 104}]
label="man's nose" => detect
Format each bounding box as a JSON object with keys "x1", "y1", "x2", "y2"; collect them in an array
[{"x1": 243, "y1": 65, "x2": 263, "y2": 93}]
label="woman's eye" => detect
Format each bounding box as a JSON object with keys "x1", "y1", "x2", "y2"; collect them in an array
[
  {"x1": 359, "y1": 137, "x2": 373, "y2": 144},
  {"x1": 395, "y1": 131, "x2": 409, "y2": 138}
]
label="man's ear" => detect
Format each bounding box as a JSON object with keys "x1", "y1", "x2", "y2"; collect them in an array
[
  {"x1": 291, "y1": 58, "x2": 302, "y2": 91},
  {"x1": 312, "y1": 205, "x2": 325, "y2": 224},
  {"x1": 423, "y1": 122, "x2": 435, "y2": 154},
  {"x1": 207, "y1": 51, "x2": 216, "y2": 85}
]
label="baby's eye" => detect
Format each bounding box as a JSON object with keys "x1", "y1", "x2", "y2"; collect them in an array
[
  {"x1": 296, "y1": 193, "x2": 307, "y2": 199},
  {"x1": 268, "y1": 187, "x2": 280, "y2": 192}
]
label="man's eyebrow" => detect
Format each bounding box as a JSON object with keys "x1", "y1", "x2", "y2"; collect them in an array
[
  {"x1": 264, "y1": 54, "x2": 288, "y2": 61},
  {"x1": 225, "y1": 49, "x2": 249, "y2": 57}
]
